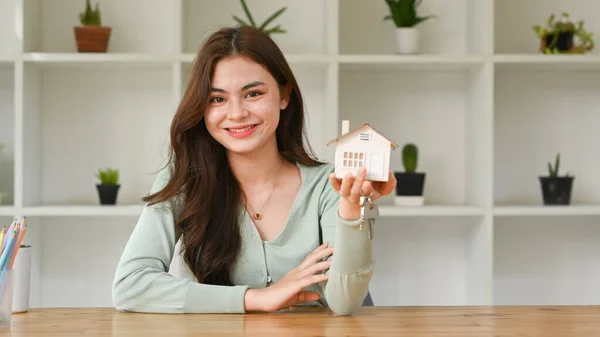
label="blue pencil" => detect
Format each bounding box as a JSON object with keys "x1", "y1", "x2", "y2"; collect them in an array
[{"x1": 0, "y1": 229, "x2": 17, "y2": 271}]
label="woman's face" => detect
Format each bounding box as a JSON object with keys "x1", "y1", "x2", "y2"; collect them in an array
[{"x1": 204, "y1": 55, "x2": 290, "y2": 156}]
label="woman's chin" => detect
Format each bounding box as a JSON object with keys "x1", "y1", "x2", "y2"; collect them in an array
[{"x1": 222, "y1": 141, "x2": 262, "y2": 156}]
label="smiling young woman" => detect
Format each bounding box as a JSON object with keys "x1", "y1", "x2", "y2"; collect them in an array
[{"x1": 111, "y1": 26, "x2": 396, "y2": 315}]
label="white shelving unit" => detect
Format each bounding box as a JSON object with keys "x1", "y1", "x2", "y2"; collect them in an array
[{"x1": 0, "y1": 0, "x2": 599, "y2": 309}]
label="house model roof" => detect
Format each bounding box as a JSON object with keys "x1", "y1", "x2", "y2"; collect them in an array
[{"x1": 327, "y1": 123, "x2": 399, "y2": 149}]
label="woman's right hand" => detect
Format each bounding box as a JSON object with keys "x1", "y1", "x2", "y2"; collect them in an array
[{"x1": 244, "y1": 242, "x2": 334, "y2": 312}]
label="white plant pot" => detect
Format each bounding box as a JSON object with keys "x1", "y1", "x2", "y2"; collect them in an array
[{"x1": 394, "y1": 27, "x2": 419, "y2": 54}]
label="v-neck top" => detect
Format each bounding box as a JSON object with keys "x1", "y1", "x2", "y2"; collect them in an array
[{"x1": 112, "y1": 162, "x2": 375, "y2": 315}]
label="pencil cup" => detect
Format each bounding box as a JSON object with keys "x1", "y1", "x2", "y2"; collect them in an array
[
  {"x1": 12, "y1": 245, "x2": 31, "y2": 313},
  {"x1": 0, "y1": 270, "x2": 15, "y2": 328}
]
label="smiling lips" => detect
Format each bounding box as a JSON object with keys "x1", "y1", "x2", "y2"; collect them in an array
[{"x1": 226, "y1": 124, "x2": 258, "y2": 138}]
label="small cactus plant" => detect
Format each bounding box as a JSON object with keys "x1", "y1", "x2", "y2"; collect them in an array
[
  {"x1": 95, "y1": 167, "x2": 120, "y2": 205},
  {"x1": 79, "y1": 0, "x2": 102, "y2": 26},
  {"x1": 402, "y1": 143, "x2": 418, "y2": 173}
]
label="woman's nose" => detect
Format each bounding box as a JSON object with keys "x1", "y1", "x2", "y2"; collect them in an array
[{"x1": 227, "y1": 101, "x2": 248, "y2": 120}]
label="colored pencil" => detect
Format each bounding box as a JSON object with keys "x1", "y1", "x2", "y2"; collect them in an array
[
  {"x1": 1, "y1": 219, "x2": 15, "y2": 252},
  {"x1": 7, "y1": 220, "x2": 27, "y2": 270},
  {"x1": 0, "y1": 227, "x2": 17, "y2": 271},
  {"x1": 0, "y1": 226, "x2": 6, "y2": 251}
]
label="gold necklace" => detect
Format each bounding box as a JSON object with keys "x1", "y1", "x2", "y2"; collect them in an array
[{"x1": 245, "y1": 160, "x2": 284, "y2": 220}]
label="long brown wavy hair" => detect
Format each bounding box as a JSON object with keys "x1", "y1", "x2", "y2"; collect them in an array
[{"x1": 143, "y1": 26, "x2": 323, "y2": 286}]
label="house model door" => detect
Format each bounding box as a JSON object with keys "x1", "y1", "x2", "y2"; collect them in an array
[{"x1": 368, "y1": 152, "x2": 384, "y2": 181}]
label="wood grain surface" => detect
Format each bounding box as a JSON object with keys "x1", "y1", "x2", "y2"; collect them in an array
[{"x1": 1, "y1": 305, "x2": 599, "y2": 336}]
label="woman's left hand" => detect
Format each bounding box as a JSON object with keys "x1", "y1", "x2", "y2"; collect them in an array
[{"x1": 328, "y1": 166, "x2": 397, "y2": 206}]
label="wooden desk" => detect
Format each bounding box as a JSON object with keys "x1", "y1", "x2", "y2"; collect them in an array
[{"x1": 1, "y1": 306, "x2": 599, "y2": 336}]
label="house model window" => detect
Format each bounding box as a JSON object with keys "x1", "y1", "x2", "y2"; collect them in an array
[{"x1": 343, "y1": 152, "x2": 364, "y2": 168}]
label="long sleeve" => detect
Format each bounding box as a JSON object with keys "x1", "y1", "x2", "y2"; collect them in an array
[
  {"x1": 111, "y1": 167, "x2": 249, "y2": 313},
  {"x1": 318, "y1": 176, "x2": 375, "y2": 315}
]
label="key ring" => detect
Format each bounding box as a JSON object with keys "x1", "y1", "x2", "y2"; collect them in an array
[
  {"x1": 360, "y1": 187, "x2": 374, "y2": 208},
  {"x1": 360, "y1": 187, "x2": 374, "y2": 198}
]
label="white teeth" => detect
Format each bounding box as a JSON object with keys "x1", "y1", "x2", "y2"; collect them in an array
[{"x1": 229, "y1": 125, "x2": 254, "y2": 132}]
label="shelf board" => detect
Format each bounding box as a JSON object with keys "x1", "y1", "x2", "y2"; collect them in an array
[
  {"x1": 379, "y1": 205, "x2": 485, "y2": 217},
  {"x1": 21, "y1": 53, "x2": 180, "y2": 68},
  {"x1": 0, "y1": 54, "x2": 16, "y2": 64},
  {"x1": 494, "y1": 205, "x2": 600, "y2": 217},
  {"x1": 338, "y1": 54, "x2": 486, "y2": 71},
  {"x1": 0, "y1": 206, "x2": 15, "y2": 216},
  {"x1": 494, "y1": 54, "x2": 600, "y2": 71},
  {"x1": 18, "y1": 52, "x2": 332, "y2": 69},
  {"x1": 22, "y1": 205, "x2": 145, "y2": 217}
]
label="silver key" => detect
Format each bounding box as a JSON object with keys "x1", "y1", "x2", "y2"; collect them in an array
[
  {"x1": 359, "y1": 195, "x2": 370, "y2": 231},
  {"x1": 360, "y1": 196, "x2": 379, "y2": 239}
]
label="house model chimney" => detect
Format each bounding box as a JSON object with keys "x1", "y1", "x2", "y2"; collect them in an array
[{"x1": 341, "y1": 120, "x2": 349, "y2": 135}]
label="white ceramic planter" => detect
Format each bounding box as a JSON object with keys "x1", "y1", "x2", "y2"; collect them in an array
[{"x1": 395, "y1": 27, "x2": 419, "y2": 54}]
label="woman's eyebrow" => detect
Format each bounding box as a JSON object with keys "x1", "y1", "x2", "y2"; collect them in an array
[{"x1": 211, "y1": 81, "x2": 266, "y2": 93}]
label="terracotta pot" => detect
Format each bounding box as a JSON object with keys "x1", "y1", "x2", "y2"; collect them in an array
[{"x1": 74, "y1": 26, "x2": 112, "y2": 52}]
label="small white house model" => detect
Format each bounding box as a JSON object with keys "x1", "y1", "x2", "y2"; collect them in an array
[{"x1": 327, "y1": 120, "x2": 398, "y2": 182}]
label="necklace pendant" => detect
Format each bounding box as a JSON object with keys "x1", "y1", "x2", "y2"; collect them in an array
[{"x1": 253, "y1": 213, "x2": 261, "y2": 220}]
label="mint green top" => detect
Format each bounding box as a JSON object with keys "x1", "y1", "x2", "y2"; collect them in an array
[{"x1": 112, "y1": 162, "x2": 374, "y2": 315}]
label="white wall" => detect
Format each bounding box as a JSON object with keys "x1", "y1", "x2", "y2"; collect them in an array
[{"x1": 0, "y1": 0, "x2": 599, "y2": 309}]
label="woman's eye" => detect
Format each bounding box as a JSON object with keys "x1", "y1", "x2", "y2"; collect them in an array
[
  {"x1": 210, "y1": 97, "x2": 224, "y2": 103},
  {"x1": 246, "y1": 91, "x2": 262, "y2": 98}
]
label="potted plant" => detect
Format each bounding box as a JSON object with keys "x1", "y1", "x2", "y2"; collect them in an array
[
  {"x1": 95, "y1": 168, "x2": 120, "y2": 205},
  {"x1": 532, "y1": 12, "x2": 594, "y2": 54},
  {"x1": 383, "y1": 0, "x2": 434, "y2": 54},
  {"x1": 394, "y1": 143, "x2": 426, "y2": 206},
  {"x1": 232, "y1": 0, "x2": 287, "y2": 36},
  {"x1": 539, "y1": 153, "x2": 574, "y2": 205},
  {"x1": 74, "y1": 0, "x2": 112, "y2": 53}
]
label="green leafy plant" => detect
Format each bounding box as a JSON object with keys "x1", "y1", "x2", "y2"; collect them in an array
[
  {"x1": 232, "y1": 0, "x2": 286, "y2": 35},
  {"x1": 532, "y1": 12, "x2": 594, "y2": 54},
  {"x1": 96, "y1": 168, "x2": 119, "y2": 185},
  {"x1": 79, "y1": 0, "x2": 102, "y2": 26},
  {"x1": 402, "y1": 143, "x2": 418, "y2": 173},
  {"x1": 384, "y1": 0, "x2": 434, "y2": 28}
]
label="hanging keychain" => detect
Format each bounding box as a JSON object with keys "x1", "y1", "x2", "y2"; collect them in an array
[{"x1": 359, "y1": 190, "x2": 379, "y2": 239}]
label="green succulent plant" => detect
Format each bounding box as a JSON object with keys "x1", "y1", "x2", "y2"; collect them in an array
[
  {"x1": 383, "y1": 0, "x2": 434, "y2": 28},
  {"x1": 96, "y1": 168, "x2": 119, "y2": 185},
  {"x1": 547, "y1": 153, "x2": 560, "y2": 177},
  {"x1": 232, "y1": 0, "x2": 287, "y2": 35},
  {"x1": 546, "y1": 153, "x2": 571, "y2": 178},
  {"x1": 402, "y1": 143, "x2": 418, "y2": 173},
  {"x1": 79, "y1": 0, "x2": 102, "y2": 26}
]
